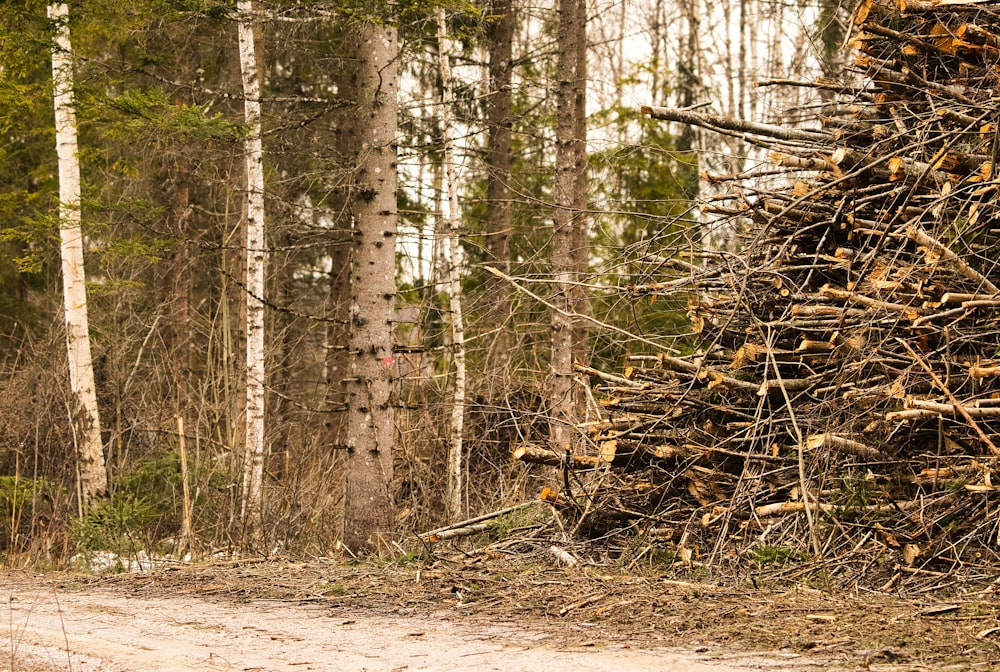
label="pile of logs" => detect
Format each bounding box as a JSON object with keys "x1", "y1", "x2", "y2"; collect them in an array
[{"x1": 518, "y1": 0, "x2": 1000, "y2": 583}]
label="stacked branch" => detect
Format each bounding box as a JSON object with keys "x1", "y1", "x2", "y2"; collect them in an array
[{"x1": 518, "y1": 0, "x2": 1000, "y2": 585}]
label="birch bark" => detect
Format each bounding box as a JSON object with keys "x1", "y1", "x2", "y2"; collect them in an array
[
  {"x1": 237, "y1": 0, "x2": 267, "y2": 545},
  {"x1": 48, "y1": 2, "x2": 106, "y2": 510},
  {"x1": 436, "y1": 7, "x2": 467, "y2": 521}
]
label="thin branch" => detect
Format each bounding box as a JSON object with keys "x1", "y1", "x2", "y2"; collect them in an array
[{"x1": 482, "y1": 265, "x2": 680, "y2": 354}]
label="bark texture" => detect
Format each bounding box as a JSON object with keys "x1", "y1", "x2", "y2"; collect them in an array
[
  {"x1": 484, "y1": 0, "x2": 514, "y2": 378},
  {"x1": 48, "y1": 2, "x2": 106, "y2": 509},
  {"x1": 436, "y1": 7, "x2": 467, "y2": 521},
  {"x1": 237, "y1": 0, "x2": 267, "y2": 546},
  {"x1": 569, "y1": 0, "x2": 590, "y2": 383},
  {"x1": 315, "y1": 57, "x2": 355, "y2": 544},
  {"x1": 550, "y1": 0, "x2": 587, "y2": 451},
  {"x1": 342, "y1": 24, "x2": 398, "y2": 555}
]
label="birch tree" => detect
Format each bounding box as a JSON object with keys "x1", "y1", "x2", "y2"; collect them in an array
[
  {"x1": 342, "y1": 22, "x2": 398, "y2": 554},
  {"x1": 48, "y1": 2, "x2": 106, "y2": 510},
  {"x1": 436, "y1": 7, "x2": 467, "y2": 521},
  {"x1": 236, "y1": 0, "x2": 267, "y2": 545}
]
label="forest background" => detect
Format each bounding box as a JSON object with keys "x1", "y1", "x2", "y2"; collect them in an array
[{"x1": 0, "y1": 0, "x2": 844, "y2": 563}]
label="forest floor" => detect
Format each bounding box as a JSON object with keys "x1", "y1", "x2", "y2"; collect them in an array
[{"x1": 2, "y1": 557, "x2": 999, "y2": 671}]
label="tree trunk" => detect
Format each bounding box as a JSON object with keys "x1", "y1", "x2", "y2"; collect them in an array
[
  {"x1": 676, "y1": 0, "x2": 702, "y2": 202},
  {"x1": 436, "y1": 7, "x2": 467, "y2": 521},
  {"x1": 237, "y1": 0, "x2": 267, "y2": 548},
  {"x1": 550, "y1": 0, "x2": 586, "y2": 451},
  {"x1": 483, "y1": 0, "x2": 514, "y2": 379},
  {"x1": 48, "y1": 2, "x2": 106, "y2": 511},
  {"x1": 169, "y1": 177, "x2": 192, "y2": 423},
  {"x1": 314, "y1": 58, "x2": 355, "y2": 546},
  {"x1": 569, "y1": 0, "x2": 590, "y2": 382},
  {"x1": 342, "y1": 24, "x2": 398, "y2": 555}
]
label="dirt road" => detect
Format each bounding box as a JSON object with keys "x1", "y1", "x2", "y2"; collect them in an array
[{"x1": 2, "y1": 580, "x2": 810, "y2": 672}]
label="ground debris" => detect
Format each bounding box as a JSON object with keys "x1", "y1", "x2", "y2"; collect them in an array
[{"x1": 11, "y1": 563, "x2": 999, "y2": 669}]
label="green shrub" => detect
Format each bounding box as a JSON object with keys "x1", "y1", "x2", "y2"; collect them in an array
[
  {"x1": 71, "y1": 493, "x2": 158, "y2": 555},
  {"x1": 72, "y1": 450, "x2": 186, "y2": 556},
  {"x1": 0, "y1": 475, "x2": 53, "y2": 551},
  {"x1": 751, "y1": 545, "x2": 807, "y2": 567}
]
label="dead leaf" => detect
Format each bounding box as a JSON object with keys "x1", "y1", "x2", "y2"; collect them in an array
[
  {"x1": 902, "y1": 543, "x2": 921, "y2": 566},
  {"x1": 678, "y1": 545, "x2": 693, "y2": 567}
]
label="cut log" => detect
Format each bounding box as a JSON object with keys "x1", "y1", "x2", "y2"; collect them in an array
[
  {"x1": 756, "y1": 501, "x2": 835, "y2": 517},
  {"x1": 641, "y1": 106, "x2": 830, "y2": 143},
  {"x1": 598, "y1": 439, "x2": 695, "y2": 469},
  {"x1": 907, "y1": 224, "x2": 1000, "y2": 295},
  {"x1": 512, "y1": 444, "x2": 605, "y2": 469},
  {"x1": 756, "y1": 499, "x2": 922, "y2": 517},
  {"x1": 969, "y1": 363, "x2": 1000, "y2": 378},
  {"x1": 419, "y1": 502, "x2": 537, "y2": 539},
  {"x1": 905, "y1": 398, "x2": 1000, "y2": 417},
  {"x1": 805, "y1": 433, "x2": 887, "y2": 460},
  {"x1": 421, "y1": 522, "x2": 492, "y2": 542}
]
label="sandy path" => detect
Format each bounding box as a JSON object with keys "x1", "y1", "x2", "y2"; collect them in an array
[{"x1": 0, "y1": 583, "x2": 814, "y2": 672}]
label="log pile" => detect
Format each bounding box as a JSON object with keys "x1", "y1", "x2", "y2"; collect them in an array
[{"x1": 521, "y1": 0, "x2": 1000, "y2": 585}]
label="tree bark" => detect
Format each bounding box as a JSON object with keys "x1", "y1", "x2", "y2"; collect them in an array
[
  {"x1": 436, "y1": 7, "x2": 467, "y2": 521},
  {"x1": 342, "y1": 24, "x2": 398, "y2": 555},
  {"x1": 484, "y1": 0, "x2": 514, "y2": 379},
  {"x1": 48, "y1": 2, "x2": 107, "y2": 511},
  {"x1": 167, "y1": 176, "x2": 192, "y2": 425},
  {"x1": 550, "y1": 0, "x2": 587, "y2": 451},
  {"x1": 569, "y1": 0, "x2": 590, "y2": 380},
  {"x1": 676, "y1": 0, "x2": 702, "y2": 202},
  {"x1": 314, "y1": 52, "x2": 356, "y2": 546},
  {"x1": 237, "y1": 0, "x2": 267, "y2": 548}
]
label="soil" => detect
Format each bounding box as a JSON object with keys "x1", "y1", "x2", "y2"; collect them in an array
[{"x1": 2, "y1": 558, "x2": 999, "y2": 671}]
